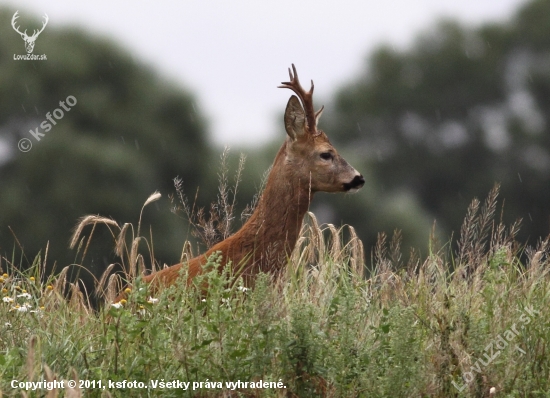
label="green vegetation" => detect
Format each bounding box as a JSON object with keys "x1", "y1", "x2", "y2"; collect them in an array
[{"x1": 1, "y1": 186, "x2": 549, "y2": 397}]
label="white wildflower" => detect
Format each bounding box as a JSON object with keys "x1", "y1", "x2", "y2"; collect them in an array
[
  {"x1": 111, "y1": 302, "x2": 123, "y2": 309},
  {"x1": 2, "y1": 297, "x2": 14, "y2": 303},
  {"x1": 147, "y1": 297, "x2": 159, "y2": 304},
  {"x1": 29, "y1": 306, "x2": 43, "y2": 317},
  {"x1": 221, "y1": 298, "x2": 231, "y2": 309},
  {"x1": 17, "y1": 293, "x2": 32, "y2": 299}
]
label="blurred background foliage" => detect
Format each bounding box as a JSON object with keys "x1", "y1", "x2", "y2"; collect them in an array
[
  {"x1": 325, "y1": 0, "x2": 550, "y2": 252},
  {"x1": 0, "y1": 0, "x2": 549, "y2": 279},
  {"x1": 0, "y1": 10, "x2": 210, "y2": 277}
]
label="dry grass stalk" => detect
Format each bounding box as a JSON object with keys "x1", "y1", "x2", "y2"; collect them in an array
[
  {"x1": 41, "y1": 241, "x2": 49, "y2": 282},
  {"x1": 217, "y1": 148, "x2": 246, "y2": 240},
  {"x1": 43, "y1": 364, "x2": 58, "y2": 398},
  {"x1": 26, "y1": 335, "x2": 37, "y2": 382},
  {"x1": 53, "y1": 266, "x2": 69, "y2": 296},
  {"x1": 347, "y1": 225, "x2": 365, "y2": 278},
  {"x1": 69, "y1": 215, "x2": 119, "y2": 250},
  {"x1": 128, "y1": 237, "x2": 142, "y2": 279},
  {"x1": 457, "y1": 198, "x2": 480, "y2": 265},
  {"x1": 106, "y1": 274, "x2": 122, "y2": 303},
  {"x1": 142, "y1": 191, "x2": 162, "y2": 209},
  {"x1": 69, "y1": 282, "x2": 88, "y2": 315},
  {"x1": 137, "y1": 191, "x2": 161, "y2": 238},
  {"x1": 458, "y1": 184, "x2": 501, "y2": 272},
  {"x1": 179, "y1": 240, "x2": 194, "y2": 267},
  {"x1": 65, "y1": 368, "x2": 81, "y2": 398},
  {"x1": 389, "y1": 229, "x2": 402, "y2": 270},
  {"x1": 115, "y1": 223, "x2": 132, "y2": 258},
  {"x1": 97, "y1": 263, "x2": 117, "y2": 299},
  {"x1": 374, "y1": 232, "x2": 392, "y2": 276},
  {"x1": 527, "y1": 236, "x2": 549, "y2": 274},
  {"x1": 242, "y1": 166, "x2": 270, "y2": 223},
  {"x1": 289, "y1": 236, "x2": 308, "y2": 277},
  {"x1": 172, "y1": 147, "x2": 247, "y2": 250},
  {"x1": 136, "y1": 254, "x2": 146, "y2": 276},
  {"x1": 328, "y1": 224, "x2": 342, "y2": 263},
  {"x1": 217, "y1": 147, "x2": 232, "y2": 240},
  {"x1": 306, "y1": 212, "x2": 324, "y2": 264}
]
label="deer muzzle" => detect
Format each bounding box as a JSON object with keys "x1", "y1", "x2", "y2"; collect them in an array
[{"x1": 343, "y1": 174, "x2": 365, "y2": 192}]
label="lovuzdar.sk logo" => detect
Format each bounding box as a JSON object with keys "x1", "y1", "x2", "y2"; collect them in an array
[{"x1": 12, "y1": 10, "x2": 48, "y2": 61}]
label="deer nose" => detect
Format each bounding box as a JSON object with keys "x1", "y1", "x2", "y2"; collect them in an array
[{"x1": 344, "y1": 174, "x2": 365, "y2": 191}]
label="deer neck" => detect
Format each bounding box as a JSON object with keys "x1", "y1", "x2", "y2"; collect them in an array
[{"x1": 236, "y1": 141, "x2": 312, "y2": 271}]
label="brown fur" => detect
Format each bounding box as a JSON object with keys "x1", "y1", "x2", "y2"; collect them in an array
[{"x1": 116, "y1": 65, "x2": 364, "y2": 301}]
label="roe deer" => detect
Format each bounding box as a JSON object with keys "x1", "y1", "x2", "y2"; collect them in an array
[{"x1": 119, "y1": 64, "x2": 364, "y2": 299}]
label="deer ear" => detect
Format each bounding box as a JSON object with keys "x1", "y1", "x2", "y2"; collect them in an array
[{"x1": 284, "y1": 95, "x2": 307, "y2": 141}]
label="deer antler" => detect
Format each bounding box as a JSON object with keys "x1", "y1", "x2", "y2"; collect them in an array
[{"x1": 278, "y1": 64, "x2": 324, "y2": 136}]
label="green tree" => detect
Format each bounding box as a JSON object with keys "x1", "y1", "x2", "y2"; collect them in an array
[
  {"x1": 0, "y1": 8, "x2": 209, "y2": 276},
  {"x1": 327, "y1": 0, "x2": 550, "y2": 249}
]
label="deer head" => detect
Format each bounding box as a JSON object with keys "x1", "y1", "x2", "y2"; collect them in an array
[
  {"x1": 11, "y1": 11, "x2": 49, "y2": 54},
  {"x1": 279, "y1": 64, "x2": 365, "y2": 193}
]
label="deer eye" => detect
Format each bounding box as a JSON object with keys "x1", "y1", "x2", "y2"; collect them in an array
[{"x1": 320, "y1": 152, "x2": 333, "y2": 161}]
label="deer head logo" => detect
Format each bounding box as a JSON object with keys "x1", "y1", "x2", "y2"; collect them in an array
[{"x1": 11, "y1": 11, "x2": 49, "y2": 54}]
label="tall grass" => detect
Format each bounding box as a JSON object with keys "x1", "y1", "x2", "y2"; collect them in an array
[{"x1": 1, "y1": 179, "x2": 550, "y2": 397}]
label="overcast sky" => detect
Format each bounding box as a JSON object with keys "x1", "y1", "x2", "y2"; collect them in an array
[{"x1": 3, "y1": 0, "x2": 528, "y2": 147}]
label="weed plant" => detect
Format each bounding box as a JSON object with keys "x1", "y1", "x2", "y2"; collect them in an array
[{"x1": 1, "y1": 167, "x2": 550, "y2": 397}]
